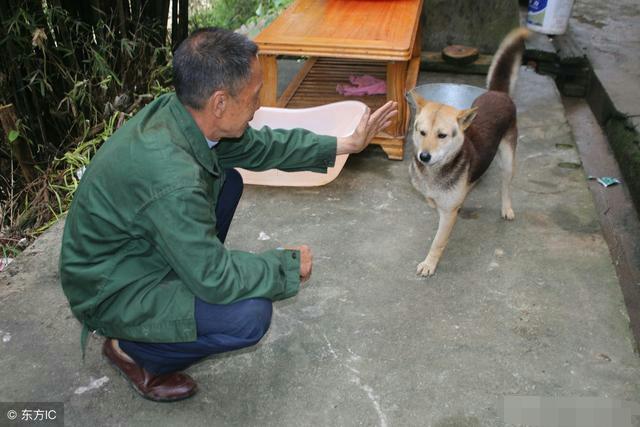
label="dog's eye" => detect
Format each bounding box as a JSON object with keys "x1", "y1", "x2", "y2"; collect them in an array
[
  {"x1": 419, "y1": 130, "x2": 426, "y2": 136},
  {"x1": 437, "y1": 132, "x2": 447, "y2": 139}
]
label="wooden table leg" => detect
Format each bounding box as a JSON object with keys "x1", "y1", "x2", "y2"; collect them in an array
[
  {"x1": 380, "y1": 60, "x2": 409, "y2": 160},
  {"x1": 259, "y1": 54, "x2": 278, "y2": 107},
  {"x1": 406, "y1": 16, "x2": 423, "y2": 95}
]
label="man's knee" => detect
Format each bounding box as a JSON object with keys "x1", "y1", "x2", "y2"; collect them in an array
[
  {"x1": 238, "y1": 298, "x2": 272, "y2": 343},
  {"x1": 194, "y1": 297, "x2": 272, "y2": 346}
]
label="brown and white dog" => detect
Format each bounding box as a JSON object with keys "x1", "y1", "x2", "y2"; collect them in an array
[{"x1": 409, "y1": 28, "x2": 529, "y2": 276}]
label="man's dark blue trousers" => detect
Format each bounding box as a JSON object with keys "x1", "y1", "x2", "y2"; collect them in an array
[{"x1": 120, "y1": 169, "x2": 273, "y2": 375}]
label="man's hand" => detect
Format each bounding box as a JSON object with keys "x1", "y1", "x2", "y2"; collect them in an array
[
  {"x1": 336, "y1": 101, "x2": 398, "y2": 155},
  {"x1": 286, "y1": 245, "x2": 313, "y2": 284}
]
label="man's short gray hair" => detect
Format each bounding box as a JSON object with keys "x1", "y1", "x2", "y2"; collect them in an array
[{"x1": 173, "y1": 27, "x2": 258, "y2": 110}]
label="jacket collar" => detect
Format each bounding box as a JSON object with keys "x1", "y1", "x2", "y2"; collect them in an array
[{"x1": 167, "y1": 93, "x2": 220, "y2": 177}]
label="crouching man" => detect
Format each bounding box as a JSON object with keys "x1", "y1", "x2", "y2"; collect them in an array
[{"x1": 59, "y1": 27, "x2": 396, "y2": 401}]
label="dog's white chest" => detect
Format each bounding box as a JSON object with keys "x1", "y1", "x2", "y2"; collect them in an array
[{"x1": 409, "y1": 160, "x2": 436, "y2": 198}]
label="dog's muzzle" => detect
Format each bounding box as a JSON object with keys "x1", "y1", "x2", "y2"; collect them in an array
[{"x1": 418, "y1": 151, "x2": 432, "y2": 163}]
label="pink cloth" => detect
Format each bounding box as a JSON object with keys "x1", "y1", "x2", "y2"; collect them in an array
[{"x1": 336, "y1": 74, "x2": 387, "y2": 96}]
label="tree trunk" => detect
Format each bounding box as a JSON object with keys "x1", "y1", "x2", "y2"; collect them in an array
[
  {"x1": 0, "y1": 104, "x2": 36, "y2": 183},
  {"x1": 172, "y1": 0, "x2": 189, "y2": 50}
]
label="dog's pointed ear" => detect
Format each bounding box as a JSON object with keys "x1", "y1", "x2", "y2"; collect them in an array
[
  {"x1": 410, "y1": 92, "x2": 429, "y2": 108},
  {"x1": 457, "y1": 107, "x2": 478, "y2": 131}
]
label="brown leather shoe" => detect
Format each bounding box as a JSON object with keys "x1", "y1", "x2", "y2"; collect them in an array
[{"x1": 102, "y1": 338, "x2": 197, "y2": 402}]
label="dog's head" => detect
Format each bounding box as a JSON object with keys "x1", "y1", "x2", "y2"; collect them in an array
[{"x1": 410, "y1": 93, "x2": 477, "y2": 166}]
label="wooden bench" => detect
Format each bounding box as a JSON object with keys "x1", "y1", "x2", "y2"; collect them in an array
[{"x1": 254, "y1": 0, "x2": 424, "y2": 160}]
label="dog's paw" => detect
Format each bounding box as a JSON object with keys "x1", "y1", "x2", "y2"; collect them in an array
[
  {"x1": 416, "y1": 260, "x2": 437, "y2": 277},
  {"x1": 501, "y1": 207, "x2": 515, "y2": 220}
]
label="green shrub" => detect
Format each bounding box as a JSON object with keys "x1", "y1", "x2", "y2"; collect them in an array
[
  {"x1": 190, "y1": 0, "x2": 293, "y2": 31},
  {"x1": 0, "y1": 2, "x2": 172, "y2": 247},
  {"x1": 190, "y1": 0, "x2": 261, "y2": 30}
]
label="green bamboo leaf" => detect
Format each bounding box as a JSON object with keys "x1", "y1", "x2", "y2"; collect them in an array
[{"x1": 8, "y1": 130, "x2": 19, "y2": 142}]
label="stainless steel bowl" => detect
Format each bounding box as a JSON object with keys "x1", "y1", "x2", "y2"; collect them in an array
[{"x1": 406, "y1": 83, "x2": 486, "y2": 111}]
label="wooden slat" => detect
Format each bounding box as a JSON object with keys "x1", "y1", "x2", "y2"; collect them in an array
[
  {"x1": 406, "y1": 56, "x2": 421, "y2": 91},
  {"x1": 276, "y1": 57, "x2": 317, "y2": 107},
  {"x1": 283, "y1": 57, "x2": 389, "y2": 109},
  {"x1": 404, "y1": 55, "x2": 421, "y2": 129},
  {"x1": 259, "y1": 55, "x2": 278, "y2": 106},
  {"x1": 387, "y1": 61, "x2": 408, "y2": 136}
]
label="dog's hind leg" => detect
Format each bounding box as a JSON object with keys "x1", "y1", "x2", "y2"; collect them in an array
[
  {"x1": 498, "y1": 124, "x2": 517, "y2": 220},
  {"x1": 417, "y1": 206, "x2": 460, "y2": 276}
]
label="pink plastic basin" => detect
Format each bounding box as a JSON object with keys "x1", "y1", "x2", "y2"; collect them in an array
[{"x1": 237, "y1": 101, "x2": 368, "y2": 186}]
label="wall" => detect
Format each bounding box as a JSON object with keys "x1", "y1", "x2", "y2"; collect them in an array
[{"x1": 421, "y1": 0, "x2": 520, "y2": 54}]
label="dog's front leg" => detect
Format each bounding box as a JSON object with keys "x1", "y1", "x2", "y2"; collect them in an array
[{"x1": 417, "y1": 207, "x2": 460, "y2": 276}]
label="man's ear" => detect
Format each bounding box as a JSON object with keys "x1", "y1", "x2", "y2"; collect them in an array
[
  {"x1": 457, "y1": 107, "x2": 478, "y2": 131},
  {"x1": 210, "y1": 90, "x2": 227, "y2": 118}
]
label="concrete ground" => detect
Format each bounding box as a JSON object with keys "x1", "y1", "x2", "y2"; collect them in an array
[
  {"x1": 567, "y1": 0, "x2": 640, "y2": 350},
  {"x1": 1, "y1": 3, "x2": 640, "y2": 426},
  {"x1": 570, "y1": 0, "x2": 640, "y2": 127}
]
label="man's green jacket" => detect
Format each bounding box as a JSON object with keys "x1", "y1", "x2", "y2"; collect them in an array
[{"x1": 59, "y1": 93, "x2": 337, "y2": 343}]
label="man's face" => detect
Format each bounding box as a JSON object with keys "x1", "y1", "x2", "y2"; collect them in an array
[{"x1": 219, "y1": 58, "x2": 263, "y2": 138}]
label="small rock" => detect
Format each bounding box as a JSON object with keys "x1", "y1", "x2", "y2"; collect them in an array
[{"x1": 0, "y1": 258, "x2": 14, "y2": 272}]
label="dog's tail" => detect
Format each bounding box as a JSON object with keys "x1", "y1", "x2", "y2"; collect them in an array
[{"x1": 486, "y1": 27, "x2": 530, "y2": 95}]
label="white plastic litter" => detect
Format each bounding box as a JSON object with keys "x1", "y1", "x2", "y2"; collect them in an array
[
  {"x1": 588, "y1": 176, "x2": 621, "y2": 188},
  {"x1": 258, "y1": 232, "x2": 271, "y2": 241},
  {"x1": 76, "y1": 166, "x2": 86, "y2": 180},
  {"x1": 74, "y1": 376, "x2": 110, "y2": 395},
  {"x1": 0, "y1": 257, "x2": 14, "y2": 272}
]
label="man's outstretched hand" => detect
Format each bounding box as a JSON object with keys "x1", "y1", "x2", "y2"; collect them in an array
[
  {"x1": 285, "y1": 103, "x2": 396, "y2": 284},
  {"x1": 336, "y1": 101, "x2": 398, "y2": 155},
  {"x1": 286, "y1": 245, "x2": 313, "y2": 284}
]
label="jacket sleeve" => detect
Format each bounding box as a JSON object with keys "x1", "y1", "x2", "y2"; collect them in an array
[
  {"x1": 215, "y1": 126, "x2": 337, "y2": 173},
  {"x1": 137, "y1": 185, "x2": 301, "y2": 304}
]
